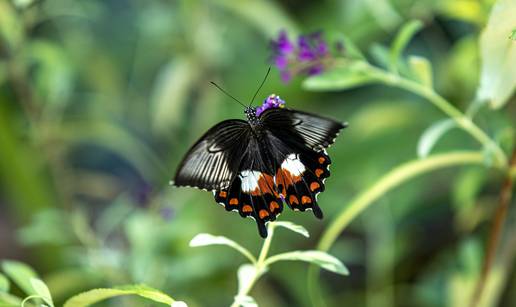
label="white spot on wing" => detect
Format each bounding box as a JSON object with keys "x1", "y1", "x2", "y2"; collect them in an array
[
  {"x1": 239, "y1": 170, "x2": 262, "y2": 192},
  {"x1": 281, "y1": 153, "x2": 305, "y2": 176}
]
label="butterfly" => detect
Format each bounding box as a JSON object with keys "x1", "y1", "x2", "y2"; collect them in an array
[{"x1": 172, "y1": 70, "x2": 347, "y2": 238}]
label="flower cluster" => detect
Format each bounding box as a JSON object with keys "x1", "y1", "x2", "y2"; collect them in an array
[
  {"x1": 256, "y1": 94, "x2": 285, "y2": 116},
  {"x1": 271, "y1": 31, "x2": 332, "y2": 83}
]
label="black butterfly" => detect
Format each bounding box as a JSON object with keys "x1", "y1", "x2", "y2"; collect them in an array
[{"x1": 173, "y1": 71, "x2": 347, "y2": 238}]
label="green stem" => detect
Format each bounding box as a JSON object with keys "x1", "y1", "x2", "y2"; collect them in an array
[
  {"x1": 231, "y1": 223, "x2": 276, "y2": 307},
  {"x1": 309, "y1": 151, "x2": 500, "y2": 306},
  {"x1": 364, "y1": 65, "x2": 508, "y2": 168}
]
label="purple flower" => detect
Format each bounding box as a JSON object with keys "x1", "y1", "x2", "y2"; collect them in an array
[
  {"x1": 270, "y1": 30, "x2": 336, "y2": 83},
  {"x1": 256, "y1": 94, "x2": 285, "y2": 117}
]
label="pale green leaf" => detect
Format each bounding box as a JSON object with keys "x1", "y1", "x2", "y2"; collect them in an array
[
  {"x1": 189, "y1": 234, "x2": 256, "y2": 264},
  {"x1": 265, "y1": 251, "x2": 349, "y2": 275},
  {"x1": 510, "y1": 29, "x2": 516, "y2": 40},
  {"x1": 437, "y1": 0, "x2": 486, "y2": 26},
  {"x1": 303, "y1": 61, "x2": 375, "y2": 91},
  {"x1": 390, "y1": 20, "x2": 424, "y2": 73},
  {"x1": 30, "y1": 278, "x2": 53, "y2": 307},
  {"x1": 0, "y1": 273, "x2": 9, "y2": 292},
  {"x1": 369, "y1": 43, "x2": 391, "y2": 69},
  {"x1": 63, "y1": 284, "x2": 175, "y2": 307},
  {"x1": 408, "y1": 56, "x2": 433, "y2": 87},
  {"x1": 417, "y1": 119, "x2": 457, "y2": 158},
  {"x1": 1, "y1": 261, "x2": 38, "y2": 296},
  {"x1": 171, "y1": 301, "x2": 189, "y2": 307},
  {"x1": 274, "y1": 221, "x2": 309, "y2": 238},
  {"x1": 477, "y1": 0, "x2": 516, "y2": 109}
]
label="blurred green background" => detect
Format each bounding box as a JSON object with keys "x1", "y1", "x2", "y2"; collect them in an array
[{"x1": 0, "y1": 0, "x2": 515, "y2": 306}]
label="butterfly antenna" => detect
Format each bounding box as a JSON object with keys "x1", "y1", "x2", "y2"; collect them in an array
[
  {"x1": 249, "y1": 67, "x2": 271, "y2": 107},
  {"x1": 210, "y1": 82, "x2": 247, "y2": 108}
]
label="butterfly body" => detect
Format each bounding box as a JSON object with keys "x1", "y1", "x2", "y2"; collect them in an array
[{"x1": 173, "y1": 95, "x2": 346, "y2": 237}]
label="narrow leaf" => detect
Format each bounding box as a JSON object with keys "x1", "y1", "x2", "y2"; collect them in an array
[
  {"x1": 477, "y1": 0, "x2": 516, "y2": 109},
  {"x1": 63, "y1": 284, "x2": 175, "y2": 307},
  {"x1": 303, "y1": 60, "x2": 374, "y2": 91},
  {"x1": 190, "y1": 234, "x2": 256, "y2": 263},
  {"x1": 265, "y1": 251, "x2": 349, "y2": 275},
  {"x1": 0, "y1": 273, "x2": 9, "y2": 292},
  {"x1": 171, "y1": 301, "x2": 189, "y2": 307},
  {"x1": 30, "y1": 278, "x2": 53, "y2": 307},
  {"x1": 389, "y1": 20, "x2": 423, "y2": 73},
  {"x1": 1, "y1": 261, "x2": 38, "y2": 296},
  {"x1": 274, "y1": 221, "x2": 309, "y2": 237},
  {"x1": 417, "y1": 119, "x2": 457, "y2": 158},
  {"x1": 408, "y1": 56, "x2": 433, "y2": 88}
]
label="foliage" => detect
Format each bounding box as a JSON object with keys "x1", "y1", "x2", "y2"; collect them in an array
[{"x1": 0, "y1": 0, "x2": 515, "y2": 306}]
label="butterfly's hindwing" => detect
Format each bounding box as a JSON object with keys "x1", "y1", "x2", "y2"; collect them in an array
[{"x1": 214, "y1": 170, "x2": 284, "y2": 238}]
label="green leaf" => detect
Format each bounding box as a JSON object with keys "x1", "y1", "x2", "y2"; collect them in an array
[
  {"x1": 189, "y1": 234, "x2": 256, "y2": 264},
  {"x1": 1, "y1": 261, "x2": 38, "y2": 296},
  {"x1": 274, "y1": 221, "x2": 309, "y2": 238},
  {"x1": 408, "y1": 55, "x2": 433, "y2": 87},
  {"x1": 63, "y1": 284, "x2": 175, "y2": 307},
  {"x1": 477, "y1": 0, "x2": 516, "y2": 109},
  {"x1": 510, "y1": 28, "x2": 516, "y2": 40},
  {"x1": 417, "y1": 119, "x2": 457, "y2": 158},
  {"x1": 369, "y1": 43, "x2": 391, "y2": 69},
  {"x1": 0, "y1": 292, "x2": 22, "y2": 306},
  {"x1": 0, "y1": 273, "x2": 9, "y2": 292},
  {"x1": 389, "y1": 20, "x2": 423, "y2": 74},
  {"x1": 30, "y1": 278, "x2": 53, "y2": 307},
  {"x1": 265, "y1": 251, "x2": 349, "y2": 275},
  {"x1": 303, "y1": 60, "x2": 375, "y2": 91},
  {"x1": 327, "y1": 32, "x2": 365, "y2": 60}
]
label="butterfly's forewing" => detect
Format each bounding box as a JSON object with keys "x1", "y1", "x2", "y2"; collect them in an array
[
  {"x1": 260, "y1": 108, "x2": 346, "y2": 150},
  {"x1": 173, "y1": 120, "x2": 250, "y2": 191}
]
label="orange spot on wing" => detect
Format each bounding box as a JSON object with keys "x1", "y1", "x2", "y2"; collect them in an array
[
  {"x1": 250, "y1": 173, "x2": 278, "y2": 196},
  {"x1": 269, "y1": 201, "x2": 280, "y2": 212},
  {"x1": 318, "y1": 157, "x2": 326, "y2": 164},
  {"x1": 242, "y1": 204, "x2": 253, "y2": 213},
  {"x1": 219, "y1": 191, "x2": 227, "y2": 198},
  {"x1": 289, "y1": 195, "x2": 299, "y2": 205},
  {"x1": 315, "y1": 169, "x2": 324, "y2": 177},
  {"x1": 229, "y1": 198, "x2": 239, "y2": 205},
  {"x1": 259, "y1": 209, "x2": 269, "y2": 219},
  {"x1": 276, "y1": 168, "x2": 302, "y2": 196},
  {"x1": 310, "y1": 182, "x2": 320, "y2": 191},
  {"x1": 302, "y1": 196, "x2": 312, "y2": 204}
]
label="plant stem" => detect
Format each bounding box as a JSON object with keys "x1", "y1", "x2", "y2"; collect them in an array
[
  {"x1": 309, "y1": 151, "x2": 500, "y2": 307},
  {"x1": 231, "y1": 223, "x2": 276, "y2": 307},
  {"x1": 470, "y1": 149, "x2": 516, "y2": 307},
  {"x1": 364, "y1": 65, "x2": 508, "y2": 168}
]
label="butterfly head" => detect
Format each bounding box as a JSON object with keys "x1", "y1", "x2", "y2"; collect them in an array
[{"x1": 244, "y1": 106, "x2": 259, "y2": 125}]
